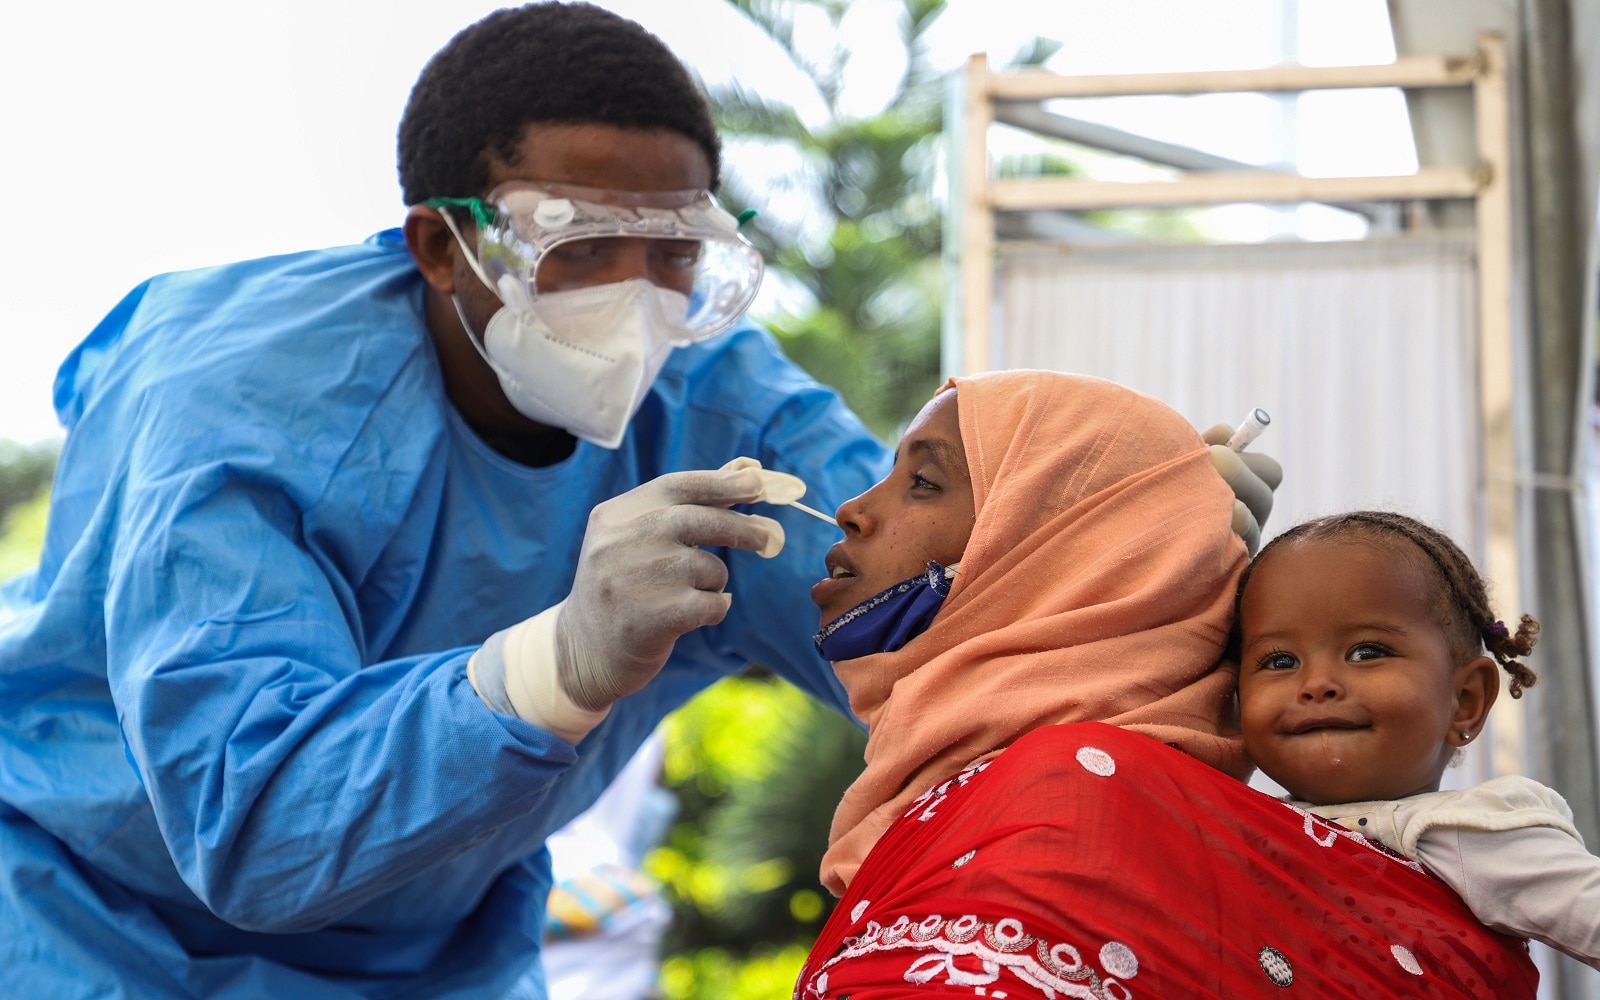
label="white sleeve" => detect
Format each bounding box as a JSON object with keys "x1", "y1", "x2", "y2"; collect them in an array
[{"x1": 1416, "y1": 825, "x2": 1600, "y2": 970}]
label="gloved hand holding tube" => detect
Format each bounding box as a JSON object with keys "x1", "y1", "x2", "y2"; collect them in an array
[
  {"x1": 468, "y1": 458, "x2": 800, "y2": 743},
  {"x1": 1201, "y1": 410, "x2": 1283, "y2": 556}
]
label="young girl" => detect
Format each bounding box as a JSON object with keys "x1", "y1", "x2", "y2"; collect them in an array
[
  {"x1": 1235, "y1": 510, "x2": 1600, "y2": 970},
  {"x1": 797, "y1": 371, "x2": 1538, "y2": 998}
]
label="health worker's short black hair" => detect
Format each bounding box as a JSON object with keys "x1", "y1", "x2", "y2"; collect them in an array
[{"x1": 397, "y1": 2, "x2": 721, "y2": 205}]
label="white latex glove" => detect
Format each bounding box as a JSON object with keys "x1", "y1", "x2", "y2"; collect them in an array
[
  {"x1": 468, "y1": 458, "x2": 796, "y2": 743},
  {"x1": 1200, "y1": 423, "x2": 1284, "y2": 556}
]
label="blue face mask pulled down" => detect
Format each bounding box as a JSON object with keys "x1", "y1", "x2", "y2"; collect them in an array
[{"x1": 813, "y1": 561, "x2": 956, "y2": 662}]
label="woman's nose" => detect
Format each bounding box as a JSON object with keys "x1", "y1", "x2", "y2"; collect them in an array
[{"x1": 835, "y1": 487, "x2": 878, "y2": 537}]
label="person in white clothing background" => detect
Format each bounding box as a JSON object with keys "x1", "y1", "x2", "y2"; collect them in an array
[{"x1": 532, "y1": 733, "x2": 676, "y2": 1000}]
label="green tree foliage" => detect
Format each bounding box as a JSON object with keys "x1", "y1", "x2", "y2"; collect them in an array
[
  {"x1": 709, "y1": 0, "x2": 954, "y2": 440},
  {"x1": 0, "y1": 440, "x2": 57, "y2": 582},
  {"x1": 0, "y1": 490, "x2": 49, "y2": 583},
  {"x1": 646, "y1": 675, "x2": 866, "y2": 996},
  {"x1": 0, "y1": 440, "x2": 56, "y2": 526},
  {"x1": 705, "y1": 1, "x2": 1064, "y2": 440}
]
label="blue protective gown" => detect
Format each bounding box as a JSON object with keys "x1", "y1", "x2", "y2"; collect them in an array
[{"x1": 0, "y1": 230, "x2": 891, "y2": 998}]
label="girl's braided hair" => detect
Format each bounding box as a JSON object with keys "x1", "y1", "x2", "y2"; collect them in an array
[{"x1": 1236, "y1": 511, "x2": 1539, "y2": 697}]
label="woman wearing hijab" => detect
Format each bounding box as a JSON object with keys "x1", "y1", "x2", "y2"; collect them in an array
[{"x1": 796, "y1": 370, "x2": 1537, "y2": 999}]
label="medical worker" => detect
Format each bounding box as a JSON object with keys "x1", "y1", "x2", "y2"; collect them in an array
[{"x1": 0, "y1": 4, "x2": 1277, "y2": 998}]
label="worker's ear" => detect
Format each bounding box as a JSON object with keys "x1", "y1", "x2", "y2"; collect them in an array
[
  {"x1": 1448, "y1": 655, "x2": 1499, "y2": 747},
  {"x1": 403, "y1": 205, "x2": 459, "y2": 294}
]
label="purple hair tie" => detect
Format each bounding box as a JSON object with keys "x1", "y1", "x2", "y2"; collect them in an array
[{"x1": 1483, "y1": 620, "x2": 1510, "y2": 642}]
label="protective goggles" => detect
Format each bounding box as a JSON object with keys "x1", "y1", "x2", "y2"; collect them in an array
[{"x1": 424, "y1": 182, "x2": 764, "y2": 341}]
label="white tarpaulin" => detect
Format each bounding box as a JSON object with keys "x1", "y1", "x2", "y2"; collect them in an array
[{"x1": 994, "y1": 233, "x2": 1481, "y2": 554}]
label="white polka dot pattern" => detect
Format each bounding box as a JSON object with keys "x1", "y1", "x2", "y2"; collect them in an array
[
  {"x1": 1391, "y1": 944, "x2": 1423, "y2": 975},
  {"x1": 1075, "y1": 746, "x2": 1116, "y2": 776}
]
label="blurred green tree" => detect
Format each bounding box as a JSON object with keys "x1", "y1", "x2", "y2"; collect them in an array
[
  {"x1": 0, "y1": 440, "x2": 56, "y2": 526},
  {"x1": 707, "y1": 0, "x2": 1198, "y2": 443},
  {"x1": 647, "y1": 676, "x2": 865, "y2": 959},
  {"x1": 0, "y1": 490, "x2": 49, "y2": 583},
  {"x1": 0, "y1": 440, "x2": 57, "y2": 582},
  {"x1": 708, "y1": 0, "x2": 1059, "y2": 440}
]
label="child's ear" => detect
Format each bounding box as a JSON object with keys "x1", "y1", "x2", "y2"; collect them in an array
[{"x1": 1448, "y1": 655, "x2": 1500, "y2": 745}]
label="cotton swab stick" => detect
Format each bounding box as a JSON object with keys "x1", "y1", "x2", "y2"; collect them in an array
[
  {"x1": 787, "y1": 499, "x2": 838, "y2": 526},
  {"x1": 745, "y1": 463, "x2": 840, "y2": 527}
]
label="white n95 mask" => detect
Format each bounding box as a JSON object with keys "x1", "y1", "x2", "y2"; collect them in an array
[{"x1": 451, "y1": 277, "x2": 690, "y2": 449}]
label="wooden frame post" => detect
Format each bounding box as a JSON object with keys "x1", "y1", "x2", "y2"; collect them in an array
[
  {"x1": 1472, "y1": 34, "x2": 1524, "y2": 774},
  {"x1": 958, "y1": 53, "x2": 994, "y2": 375}
]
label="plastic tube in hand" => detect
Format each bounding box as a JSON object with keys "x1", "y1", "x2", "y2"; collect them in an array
[
  {"x1": 1203, "y1": 409, "x2": 1279, "y2": 557},
  {"x1": 1226, "y1": 408, "x2": 1271, "y2": 452}
]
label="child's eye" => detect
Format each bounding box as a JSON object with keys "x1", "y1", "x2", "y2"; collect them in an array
[
  {"x1": 1348, "y1": 643, "x2": 1393, "y2": 663},
  {"x1": 1257, "y1": 651, "x2": 1298, "y2": 671}
]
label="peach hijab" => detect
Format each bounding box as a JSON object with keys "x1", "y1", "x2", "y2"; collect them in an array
[{"x1": 821, "y1": 370, "x2": 1251, "y2": 895}]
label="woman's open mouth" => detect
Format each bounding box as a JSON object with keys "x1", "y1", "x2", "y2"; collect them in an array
[{"x1": 811, "y1": 546, "x2": 860, "y2": 611}]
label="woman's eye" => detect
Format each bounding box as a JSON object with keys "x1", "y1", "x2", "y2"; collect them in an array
[
  {"x1": 1349, "y1": 643, "x2": 1392, "y2": 662},
  {"x1": 911, "y1": 474, "x2": 939, "y2": 491}
]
